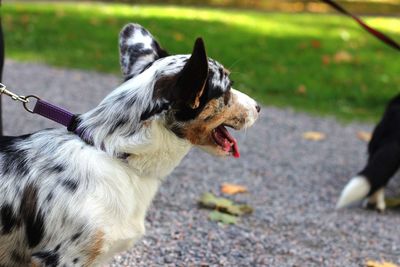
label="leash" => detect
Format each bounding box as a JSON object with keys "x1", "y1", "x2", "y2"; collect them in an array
[
  {"x1": 319, "y1": 0, "x2": 400, "y2": 52},
  {"x1": 0, "y1": 83, "x2": 78, "y2": 131},
  {"x1": 0, "y1": 83, "x2": 134, "y2": 159}
]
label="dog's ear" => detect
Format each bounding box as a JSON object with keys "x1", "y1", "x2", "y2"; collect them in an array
[
  {"x1": 175, "y1": 38, "x2": 209, "y2": 109},
  {"x1": 119, "y1": 23, "x2": 168, "y2": 80}
]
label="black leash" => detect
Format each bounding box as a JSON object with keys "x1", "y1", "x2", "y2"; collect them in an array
[{"x1": 320, "y1": 0, "x2": 400, "y2": 52}]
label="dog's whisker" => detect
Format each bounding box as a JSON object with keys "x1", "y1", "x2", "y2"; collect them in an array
[{"x1": 228, "y1": 57, "x2": 244, "y2": 70}]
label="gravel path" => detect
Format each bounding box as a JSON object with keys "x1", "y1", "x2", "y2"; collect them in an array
[{"x1": 3, "y1": 60, "x2": 400, "y2": 267}]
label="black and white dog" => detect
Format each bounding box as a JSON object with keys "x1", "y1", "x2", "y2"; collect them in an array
[
  {"x1": 337, "y1": 94, "x2": 400, "y2": 211},
  {"x1": 0, "y1": 24, "x2": 259, "y2": 266}
]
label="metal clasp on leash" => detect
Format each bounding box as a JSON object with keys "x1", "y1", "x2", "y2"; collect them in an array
[
  {"x1": 0, "y1": 82, "x2": 75, "y2": 128},
  {"x1": 0, "y1": 83, "x2": 40, "y2": 113}
]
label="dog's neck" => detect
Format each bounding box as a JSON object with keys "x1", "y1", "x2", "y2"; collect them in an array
[
  {"x1": 78, "y1": 107, "x2": 191, "y2": 179},
  {"x1": 75, "y1": 72, "x2": 194, "y2": 179},
  {"x1": 124, "y1": 120, "x2": 192, "y2": 179}
]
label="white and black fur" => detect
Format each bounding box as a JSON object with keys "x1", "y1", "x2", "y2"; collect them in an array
[
  {"x1": 337, "y1": 94, "x2": 400, "y2": 211},
  {"x1": 0, "y1": 24, "x2": 259, "y2": 266}
]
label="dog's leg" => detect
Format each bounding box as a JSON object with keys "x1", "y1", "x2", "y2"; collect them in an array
[
  {"x1": 337, "y1": 142, "x2": 400, "y2": 209},
  {"x1": 336, "y1": 175, "x2": 370, "y2": 208},
  {"x1": 360, "y1": 142, "x2": 400, "y2": 212},
  {"x1": 366, "y1": 188, "x2": 386, "y2": 212}
]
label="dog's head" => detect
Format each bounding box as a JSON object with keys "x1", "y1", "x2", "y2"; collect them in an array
[
  {"x1": 80, "y1": 24, "x2": 259, "y2": 158},
  {"x1": 117, "y1": 23, "x2": 260, "y2": 157}
]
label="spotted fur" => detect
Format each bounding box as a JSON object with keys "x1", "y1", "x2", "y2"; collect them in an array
[{"x1": 0, "y1": 23, "x2": 259, "y2": 266}]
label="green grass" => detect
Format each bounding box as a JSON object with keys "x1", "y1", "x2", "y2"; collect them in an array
[{"x1": 2, "y1": 2, "x2": 400, "y2": 121}]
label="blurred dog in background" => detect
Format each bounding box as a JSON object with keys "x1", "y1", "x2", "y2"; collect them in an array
[{"x1": 337, "y1": 94, "x2": 400, "y2": 211}]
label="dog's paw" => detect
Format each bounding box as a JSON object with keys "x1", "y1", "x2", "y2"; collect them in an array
[
  {"x1": 336, "y1": 176, "x2": 370, "y2": 209},
  {"x1": 365, "y1": 188, "x2": 386, "y2": 212}
]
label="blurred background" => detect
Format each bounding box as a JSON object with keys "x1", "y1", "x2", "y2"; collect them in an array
[{"x1": 1, "y1": 0, "x2": 399, "y2": 121}]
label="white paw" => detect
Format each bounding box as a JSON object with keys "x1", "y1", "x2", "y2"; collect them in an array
[
  {"x1": 336, "y1": 176, "x2": 370, "y2": 209},
  {"x1": 367, "y1": 188, "x2": 386, "y2": 212},
  {"x1": 376, "y1": 200, "x2": 386, "y2": 212}
]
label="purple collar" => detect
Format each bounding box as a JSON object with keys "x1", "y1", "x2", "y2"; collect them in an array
[
  {"x1": 31, "y1": 98, "x2": 84, "y2": 135},
  {"x1": 29, "y1": 98, "x2": 92, "y2": 145},
  {"x1": 31, "y1": 98, "x2": 77, "y2": 129},
  {"x1": 31, "y1": 98, "x2": 130, "y2": 160}
]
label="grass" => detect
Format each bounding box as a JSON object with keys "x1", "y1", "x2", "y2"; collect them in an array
[{"x1": 2, "y1": 2, "x2": 400, "y2": 121}]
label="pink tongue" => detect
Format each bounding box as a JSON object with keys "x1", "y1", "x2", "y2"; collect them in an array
[{"x1": 215, "y1": 126, "x2": 240, "y2": 158}]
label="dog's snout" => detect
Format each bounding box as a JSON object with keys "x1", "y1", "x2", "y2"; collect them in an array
[{"x1": 255, "y1": 104, "x2": 261, "y2": 113}]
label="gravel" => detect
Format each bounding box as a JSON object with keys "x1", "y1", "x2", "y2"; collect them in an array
[{"x1": 3, "y1": 60, "x2": 400, "y2": 267}]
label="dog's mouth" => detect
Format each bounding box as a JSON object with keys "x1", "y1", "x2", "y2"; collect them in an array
[{"x1": 211, "y1": 125, "x2": 240, "y2": 158}]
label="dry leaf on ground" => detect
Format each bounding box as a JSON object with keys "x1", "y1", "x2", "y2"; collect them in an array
[
  {"x1": 198, "y1": 192, "x2": 253, "y2": 216},
  {"x1": 221, "y1": 183, "x2": 248, "y2": 195},
  {"x1": 173, "y1": 32, "x2": 184, "y2": 41},
  {"x1": 385, "y1": 197, "x2": 400, "y2": 208},
  {"x1": 303, "y1": 131, "x2": 326, "y2": 141},
  {"x1": 322, "y1": 55, "x2": 331, "y2": 65},
  {"x1": 208, "y1": 210, "x2": 238, "y2": 225},
  {"x1": 311, "y1": 39, "x2": 321, "y2": 48},
  {"x1": 357, "y1": 131, "x2": 372, "y2": 142},
  {"x1": 334, "y1": 50, "x2": 353, "y2": 63},
  {"x1": 296, "y1": 85, "x2": 307, "y2": 95},
  {"x1": 366, "y1": 260, "x2": 399, "y2": 267}
]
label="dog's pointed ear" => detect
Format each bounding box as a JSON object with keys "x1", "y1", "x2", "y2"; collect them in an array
[
  {"x1": 119, "y1": 23, "x2": 168, "y2": 80},
  {"x1": 175, "y1": 38, "x2": 209, "y2": 109}
]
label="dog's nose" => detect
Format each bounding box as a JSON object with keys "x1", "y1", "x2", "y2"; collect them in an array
[{"x1": 255, "y1": 104, "x2": 261, "y2": 113}]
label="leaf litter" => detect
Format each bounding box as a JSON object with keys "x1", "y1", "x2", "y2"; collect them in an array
[
  {"x1": 366, "y1": 260, "x2": 399, "y2": 267},
  {"x1": 303, "y1": 131, "x2": 326, "y2": 141},
  {"x1": 198, "y1": 192, "x2": 253, "y2": 225},
  {"x1": 220, "y1": 183, "x2": 248, "y2": 195}
]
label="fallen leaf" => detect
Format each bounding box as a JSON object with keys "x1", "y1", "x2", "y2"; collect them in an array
[
  {"x1": 334, "y1": 50, "x2": 353, "y2": 63},
  {"x1": 303, "y1": 131, "x2": 326, "y2": 141},
  {"x1": 385, "y1": 197, "x2": 400, "y2": 208},
  {"x1": 321, "y1": 55, "x2": 331, "y2": 65},
  {"x1": 221, "y1": 183, "x2": 248, "y2": 195},
  {"x1": 296, "y1": 85, "x2": 307, "y2": 95},
  {"x1": 366, "y1": 260, "x2": 399, "y2": 267},
  {"x1": 21, "y1": 15, "x2": 30, "y2": 25},
  {"x1": 199, "y1": 192, "x2": 233, "y2": 210},
  {"x1": 173, "y1": 32, "x2": 184, "y2": 41},
  {"x1": 208, "y1": 210, "x2": 237, "y2": 225},
  {"x1": 311, "y1": 39, "x2": 321, "y2": 49},
  {"x1": 357, "y1": 131, "x2": 372, "y2": 142},
  {"x1": 198, "y1": 192, "x2": 253, "y2": 216}
]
